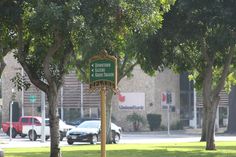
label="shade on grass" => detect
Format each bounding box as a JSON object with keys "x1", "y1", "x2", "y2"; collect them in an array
[{"x1": 4, "y1": 142, "x2": 236, "y2": 157}]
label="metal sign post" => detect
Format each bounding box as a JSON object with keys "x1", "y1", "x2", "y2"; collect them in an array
[
  {"x1": 10, "y1": 88, "x2": 16, "y2": 141},
  {"x1": 29, "y1": 95, "x2": 36, "y2": 141},
  {"x1": 41, "y1": 91, "x2": 46, "y2": 142},
  {"x1": 9, "y1": 101, "x2": 13, "y2": 141},
  {"x1": 167, "y1": 104, "x2": 170, "y2": 136},
  {"x1": 89, "y1": 50, "x2": 117, "y2": 157},
  {"x1": 100, "y1": 87, "x2": 106, "y2": 157}
]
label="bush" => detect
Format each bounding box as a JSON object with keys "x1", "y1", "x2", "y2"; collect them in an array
[
  {"x1": 126, "y1": 112, "x2": 146, "y2": 131},
  {"x1": 159, "y1": 125, "x2": 167, "y2": 131},
  {"x1": 170, "y1": 121, "x2": 184, "y2": 130},
  {"x1": 146, "y1": 114, "x2": 161, "y2": 131}
]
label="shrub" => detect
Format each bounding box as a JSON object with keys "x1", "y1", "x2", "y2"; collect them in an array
[
  {"x1": 170, "y1": 121, "x2": 184, "y2": 130},
  {"x1": 146, "y1": 114, "x2": 162, "y2": 131},
  {"x1": 126, "y1": 112, "x2": 146, "y2": 131},
  {"x1": 159, "y1": 125, "x2": 167, "y2": 131}
]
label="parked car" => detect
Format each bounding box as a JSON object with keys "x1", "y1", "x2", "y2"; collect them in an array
[
  {"x1": 2, "y1": 116, "x2": 42, "y2": 138},
  {"x1": 66, "y1": 118, "x2": 100, "y2": 126},
  {"x1": 66, "y1": 120, "x2": 121, "y2": 145},
  {"x1": 22, "y1": 118, "x2": 74, "y2": 141}
]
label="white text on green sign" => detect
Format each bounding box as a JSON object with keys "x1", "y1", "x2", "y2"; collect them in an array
[{"x1": 90, "y1": 60, "x2": 115, "y2": 82}]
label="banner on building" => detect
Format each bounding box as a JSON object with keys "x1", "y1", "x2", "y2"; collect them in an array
[
  {"x1": 161, "y1": 91, "x2": 175, "y2": 106},
  {"x1": 118, "y1": 92, "x2": 145, "y2": 110}
]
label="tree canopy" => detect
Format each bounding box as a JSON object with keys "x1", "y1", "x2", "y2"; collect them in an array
[
  {"x1": 143, "y1": 0, "x2": 236, "y2": 150},
  {"x1": 73, "y1": 0, "x2": 175, "y2": 143},
  {"x1": 1, "y1": 1, "x2": 81, "y2": 156},
  {"x1": 75, "y1": 0, "x2": 175, "y2": 82},
  {"x1": 1, "y1": 0, "x2": 176, "y2": 155}
]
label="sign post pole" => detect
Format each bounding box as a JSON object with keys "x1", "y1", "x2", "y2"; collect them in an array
[
  {"x1": 9, "y1": 101, "x2": 13, "y2": 141},
  {"x1": 100, "y1": 87, "x2": 106, "y2": 157},
  {"x1": 29, "y1": 95, "x2": 36, "y2": 141},
  {"x1": 167, "y1": 104, "x2": 170, "y2": 136}
]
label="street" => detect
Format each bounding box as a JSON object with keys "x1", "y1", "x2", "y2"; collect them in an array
[{"x1": 1, "y1": 130, "x2": 236, "y2": 148}]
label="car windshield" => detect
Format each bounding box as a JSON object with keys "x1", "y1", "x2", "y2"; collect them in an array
[
  {"x1": 59, "y1": 120, "x2": 67, "y2": 126},
  {"x1": 77, "y1": 121, "x2": 100, "y2": 129}
]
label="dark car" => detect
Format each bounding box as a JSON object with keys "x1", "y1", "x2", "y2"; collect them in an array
[
  {"x1": 66, "y1": 118, "x2": 100, "y2": 126},
  {"x1": 66, "y1": 120, "x2": 121, "y2": 145}
]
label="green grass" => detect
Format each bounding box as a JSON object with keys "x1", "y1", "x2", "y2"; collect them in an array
[{"x1": 4, "y1": 142, "x2": 236, "y2": 157}]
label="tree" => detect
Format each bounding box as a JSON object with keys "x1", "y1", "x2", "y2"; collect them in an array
[
  {"x1": 227, "y1": 86, "x2": 236, "y2": 133},
  {"x1": 1, "y1": 1, "x2": 81, "y2": 157},
  {"x1": 0, "y1": 0, "x2": 17, "y2": 76},
  {"x1": 143, "y1": 0, "x2": 236, "y2": 150},
  {"x1": 74, "y1": 0, "x2": 175, "y2": 143}
]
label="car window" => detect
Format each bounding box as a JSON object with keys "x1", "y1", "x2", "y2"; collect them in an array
[
  {"x1": 78, "y1": 121, "x2": 100, "y2": 129},
  {"x1": 30, "y1": 118, "x2": 41, "y2": 124},
  {"x1": 34, "y1": 119, "x2": 41, "y2": 125},
  {"x1": 59, "y1": 120, "x2": 66, "y2": 126},
  {"x1": 21, "y1": 118, "x2": 28, "y2": 123}
]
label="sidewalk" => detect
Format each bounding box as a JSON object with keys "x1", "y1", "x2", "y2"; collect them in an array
[{"x1": 123, "y1": 127, "x2": 232, "y2": 136}]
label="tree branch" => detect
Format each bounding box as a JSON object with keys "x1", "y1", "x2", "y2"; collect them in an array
[
  {"x1": 213, "y1": 45, "x2": 235, "y2": 98},
  {"x1": 200, "y1": 38, "x2": 210, "y2": 63},
  {"x1": 16, "y1": 20, "x2": 49, "y2": 93},
  {"x1": 118, "y1": 61, "x2": 138, "y2": 82},
  {"x1": 57, "y1": 40, "x2": 74, "y2": 88},
  {"x1": 43, "y1": 30, "x2": 63, "y2": 84},
  {"x1": 120, "y1": 54, "x2": 128, "y2": 74}
]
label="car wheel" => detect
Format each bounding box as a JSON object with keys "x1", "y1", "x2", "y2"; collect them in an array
[
  {"x1": 67, "y1": 139, "x2": 74, "y2": 145},
  {"x1": 113, "y1": 133, "x2": 120, "y2": 144},
  {"x1": 28, "y1": 130, "x2": 37, "y2": 141},
  {"x1": 60, "y1": 131, "x2": 64, "y2": 141},
  {"x1": 46, "y1": 136, "x2": 50, "y2": 141},
  {"x1": 7, "y1": 128, "x2": 17, "y2": 138},
  {"x1": 90, "y1": 135, "x2": 98, "y2": 145}
]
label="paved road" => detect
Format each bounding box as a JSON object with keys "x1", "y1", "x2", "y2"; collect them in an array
[{"x1": 1, "y1": 131, "x2": 236, "y2": 148}]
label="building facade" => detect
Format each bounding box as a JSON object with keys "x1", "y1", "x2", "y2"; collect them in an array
[
  {"x1": 1, "y1": 52, "x2": 229, "y2": 131},
  {"x1": 111, "y1": 66, "x2": 180, "y2": 131}
]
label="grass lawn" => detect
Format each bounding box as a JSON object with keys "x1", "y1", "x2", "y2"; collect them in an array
[{"x1": 3, "y1": 142, "x2": 236, "y2": 157}]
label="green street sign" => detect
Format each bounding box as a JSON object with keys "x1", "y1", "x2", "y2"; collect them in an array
[
  {"x1": 90, "y1": 59, "x2": 115, "y2": 82},
  {"x1": 29, "y1": 95, "x2": 36, "y2": 103},
  {"x1": 89, "y1": 51, "x2": 117, "y2": 91}
]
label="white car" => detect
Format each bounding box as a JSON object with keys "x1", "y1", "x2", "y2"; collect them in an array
[{"x1": 66, "y1": 120, "x2": 121, "y2": 145}]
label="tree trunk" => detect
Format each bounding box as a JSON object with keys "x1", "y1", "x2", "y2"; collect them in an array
[
  {"x1": 106, "y1": 90, "x2": 113, "y2": 144},
  {"x1": 200, "y1": 105, "x2": 207, "y2": 142},
  {"x1": 47, "y1": 87, "x2": 61, "y2": 157},
  {"x1": 205, "y1": 100, "x2": 218, "y2": 150},
  {"x1": 226, "y1": 86, "x2": 236, "y2": 133},
  {"x1": 0, "y1": 59, "x2": 6, "y2": 76}
]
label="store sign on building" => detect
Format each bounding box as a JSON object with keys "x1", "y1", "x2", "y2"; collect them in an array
[
  {"x1": 89, "y1": 51, "x2": 117, "y2": 91},
  {"x1": 118, "y1": 92, "x2": 145, "y2": 110}
]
